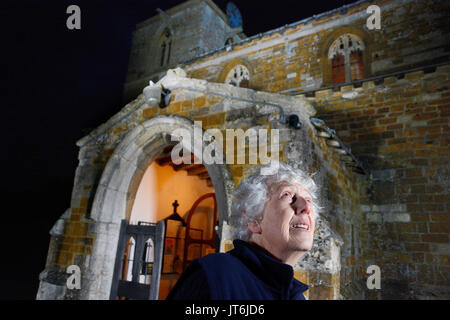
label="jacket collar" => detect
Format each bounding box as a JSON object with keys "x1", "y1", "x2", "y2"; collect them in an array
[{"x1": 230, "y1": 239, "x2": 308, "y2": 296}]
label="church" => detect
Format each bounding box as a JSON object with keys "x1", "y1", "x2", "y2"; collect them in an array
[{"x1": 37, "y1": 0, "x2": 449, "y2": 299}]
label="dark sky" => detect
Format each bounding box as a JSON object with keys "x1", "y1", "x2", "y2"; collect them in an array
[{"x1": 1, "y1": 0, "x2": 359, "y2": 299}]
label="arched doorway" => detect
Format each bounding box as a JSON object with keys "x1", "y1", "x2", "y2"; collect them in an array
[
  {"x1": 125, "y1": 146, "x2": 218, "y2": 299},
  {"x1": 84, "y1": 115, "x2": 234, "y2": 300}
]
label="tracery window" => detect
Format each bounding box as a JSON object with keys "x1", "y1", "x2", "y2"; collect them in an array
[
  {"x1": 160, "y1": 29, "x2": 172, "y2": 67},
  {"x1": 225, "y1": 64, "x2": 250, "y2": 88},
  {"x1": 328, "y1": 34, "x2": 365, "y2": 84}
]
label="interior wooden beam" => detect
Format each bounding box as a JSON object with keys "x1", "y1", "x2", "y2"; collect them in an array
[
  {"x1": 154, "y1": 155, "x2": 172, "y2": 166},
  {"x1": 197, "y1": 171, "x2": 210, "y2": 180},
  {"x1": 187, "y1": 165, "x2": 208, "y2": 176},
  {"x1": 156, "y1": 152, "x2": 194, "y2": 167},
  {"x1": 172, "y1": 156, "x2": 198, "y2": 170}
]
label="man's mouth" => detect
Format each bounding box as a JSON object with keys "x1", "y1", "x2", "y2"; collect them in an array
[{"x1": 291, "y1": 223, "x2": 309, "y2": 231}]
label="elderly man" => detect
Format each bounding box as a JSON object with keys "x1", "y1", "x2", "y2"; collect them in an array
[{"x1": 166, "y1": 162, "x2": 319, "y2": 300}]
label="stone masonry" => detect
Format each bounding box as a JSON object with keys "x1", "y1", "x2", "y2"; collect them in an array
[{"x1": 38, "y1": 68, "x2": 366, "y2": 299}]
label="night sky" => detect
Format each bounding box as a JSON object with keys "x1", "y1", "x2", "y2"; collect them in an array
[{"x1": 1, "y1": 0, "x2": 359, "y2": 299}]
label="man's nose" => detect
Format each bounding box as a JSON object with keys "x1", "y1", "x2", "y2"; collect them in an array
[{"x1": 292, "y1": 196, "x2": 310, "y2": 215}]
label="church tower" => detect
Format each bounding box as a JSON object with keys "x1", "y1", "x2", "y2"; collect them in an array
[{"x1": 123, "y1": 0, "x2": 244, "y2": 102}]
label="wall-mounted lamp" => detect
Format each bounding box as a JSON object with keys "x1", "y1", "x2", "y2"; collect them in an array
[
  {"x1": 288, "y1": 114, "x2": 302, "y2": 129},
  {"x1": 160, "y1": 86, "x2": 171, "y2": 108}
]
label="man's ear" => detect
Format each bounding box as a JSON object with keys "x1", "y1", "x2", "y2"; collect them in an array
[{"x1": 247, "y1": 220, "x2": 261, "y2": 234}]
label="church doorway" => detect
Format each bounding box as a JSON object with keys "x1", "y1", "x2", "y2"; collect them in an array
[
  {"x1": 87, "y1": 116, "x2": 234, "y2": 300},
  {"x1": 112, "y1": 144, "x2": 219, "y2": 300}
]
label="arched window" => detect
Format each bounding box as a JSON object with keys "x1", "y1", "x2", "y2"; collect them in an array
[
  {"x1": 160, "y1": 29, "x2": 172, "y2": 67},
  {"x1": 328, "y1": 34, "x2": 365, "y2": 84},
  {"x1": 225, "y1": 64, "x2": 250, "y2": 88}
]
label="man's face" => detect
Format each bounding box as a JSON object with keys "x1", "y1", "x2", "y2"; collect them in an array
[{"x1": 257, "y1": 182, "x2": 315, "y2": 255}]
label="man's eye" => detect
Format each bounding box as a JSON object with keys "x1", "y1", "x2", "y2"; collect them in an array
[{"x1": 281, "y1": 192, "x2": 296, "y2": 204}]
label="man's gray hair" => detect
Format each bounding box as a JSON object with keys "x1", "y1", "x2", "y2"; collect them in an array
[{"x1": 230, "y1": 161, "x2": 320, "y2": 241}]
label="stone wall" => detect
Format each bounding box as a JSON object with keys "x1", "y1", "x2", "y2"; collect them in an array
[
  {"x1": 183, "y1": 0, "x2": 449, "y2": 93},
  {"x1": 174, "y1": 0, "x2": 450, "y2": 299},
  {"x1": 307, "y1": 65, "x2": 449, "y2": 299}
]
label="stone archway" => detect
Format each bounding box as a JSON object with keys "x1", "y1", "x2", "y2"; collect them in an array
[{"x1": 81, "y1": 115, "x2": 234, "y2": 299}]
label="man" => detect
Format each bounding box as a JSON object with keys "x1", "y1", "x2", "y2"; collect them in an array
[{"x1": 166, "y1": 162, "x2": 319, "y2": 300}]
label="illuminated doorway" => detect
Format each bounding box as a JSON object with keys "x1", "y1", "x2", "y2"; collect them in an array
[{"x1": 128, "y1": 145, "x2": 217, "y2": 299}]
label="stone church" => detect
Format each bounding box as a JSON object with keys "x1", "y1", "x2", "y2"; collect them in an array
[{"x1": 37, "y1": 0, "x2": 449, "y2": 299}]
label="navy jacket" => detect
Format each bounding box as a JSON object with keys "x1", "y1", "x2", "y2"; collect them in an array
[{"x1": 166, "y1": 239, "x2": 308, "y2": 300}]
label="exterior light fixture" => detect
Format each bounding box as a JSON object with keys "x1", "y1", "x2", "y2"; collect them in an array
[
  {"x1": 160, "y1": 86, "x2": 171, "y2": 108},
  {"x1": 288, "y1": 114, "x2": 302, "y2": 129}
]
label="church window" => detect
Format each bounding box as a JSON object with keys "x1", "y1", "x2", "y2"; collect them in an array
[
  {"x1": 160, "y1": 29, "x2": 172, "y2": 67},
  {"x1": 160, "y1": 43, "x2": 166, "y2": 67},
  {"x1": 328, "y1": 34, "x2": 365, "y2": 84},
  {"x1": 350, "y1": 50, "x2": 364, "y2": 81},
  {"x1": 332, "y1": 54, "x2": 345, "y2": 84},
  {"x1": 225, "y1": 64, "x2": 250, "y2": 87}
]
